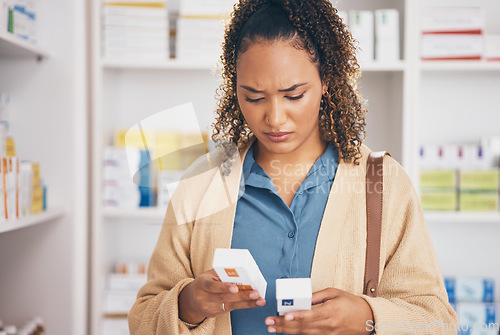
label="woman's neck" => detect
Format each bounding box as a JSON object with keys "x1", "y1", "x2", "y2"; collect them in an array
[{"x1": 254, "y1": 138, "x2": 328, "y2": 172}]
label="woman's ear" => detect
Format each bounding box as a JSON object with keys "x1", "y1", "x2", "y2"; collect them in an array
[{"x1": 322, "y1": 82, "x2": 328, "y2": 96}]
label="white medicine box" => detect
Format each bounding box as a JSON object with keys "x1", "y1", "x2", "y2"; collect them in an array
[
  {"x1": 276, "y1": 278, "x2": 312, "y2": 316},
  {"x1": 213, "y1": 248, "x2": 267, "y2": 298}
]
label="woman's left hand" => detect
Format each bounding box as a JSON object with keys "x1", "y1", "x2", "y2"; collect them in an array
[{"x1": 265, "y1": 287, "x2": 374, "y2": 335}]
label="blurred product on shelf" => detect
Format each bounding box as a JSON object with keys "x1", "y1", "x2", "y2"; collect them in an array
[
  {"x1": 459, "y1": 170, "x2": 499, "y2": 212},
  {"x1": 445, "y1": 277, "x2": 495, "y2": 304},
  {"x1": 419, "y1": 138, "x2": 500, "y2": 212},
  {"x1": 0, "y1": 93, "x2": 46, "y2": 222},
  {"x1": 339, "y1": 9, "x2": 400, "y2": 64},
  {"x1": 157, "y1": 169, "x2": 184, "y2": 209},
  {"x1": 103, "y1": 146, "x2": 151, "y2": 208},
  {"x1": 375, "y1": 9, "x2": 400, "y2": 62},
  {"x1": 485, "y1": 35, "x2": 500, "y2": 61},
  {"x1": 421, "y1": 7, "x2": 484, "y2": 61},
  {"x1": 444, "y1": 277, "x2": 499, "y2": 335},
  {"x1": 101, "y1": 318, "x2": 129, "y2": 335},
  {"x1": 104, "y1": 262, "x2": 148, "y2": 316},
  {"x1": 0, "y1": 317, "x2": 45, "y2": 335},
  {"x1": 420, "y1": 169, "x2": 457, "y2": 211},
  {"x1": 103, "y1": 129, "x2": 208, "y2": 208},
  {"x1": 455, "y1": 302, "x2": 500, "y2": 335},
  {"x1": 348, "y1": 10, "x2": 374, "y2": 63},
  {"x1": 175, "y1": 0, "x2": 233, "y2": 63},
  {"x1": 102, "y1": 0, "x2": 168, "y2": 60},
  {"x1": 0, "y1": 93, "x2": 9, "y2": 157},
  {"x1": 0, "y1": 0, "x2": 37, "y2": 43}
]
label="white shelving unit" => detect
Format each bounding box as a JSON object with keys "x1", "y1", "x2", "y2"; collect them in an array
[
  {"x1": 90, "y1": 0, "x2": 500, "y2": 333},
  {"x1": 0, "y1": 208, "x2": 65, "y2": 234},
  {"x1": 0, "y1": 1, "x2": 88, "y2": 334},
  {"x1": 416, "y1": 0, "x2": 500, "y2": 302},
  {"x1": 0, "y1": 31, "x2": 50, "y2": 58}
]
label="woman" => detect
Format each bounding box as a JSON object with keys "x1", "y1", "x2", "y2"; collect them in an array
[{"x1": 129, "y1": 0, "x2": 457, "y2": 334}]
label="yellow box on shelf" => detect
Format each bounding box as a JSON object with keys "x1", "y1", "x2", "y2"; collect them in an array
[
  {"x1": 154, "y1": 132, "x2": 182, "y2": 171},
  {"x1": 32, "y1": 162, "x2": 41, "y2": 188},
  {"x1": 32, "y1": 187, "x2": 44, "y2": 214},
  {"x1": 459, "y1": 169, "x2": 499, "y2": 191},
  {"x1": 420, "y1": 170, "x2": 457, "y2": 189},
  {"x1": 104, "y1": 2, "x2": 166, "y2": 8},
  {"x1": 421, "y1": 190, "x2": 458, "y2": 211},
  {"x1": 115, "y1": 129, "x2": 155, "y2": 151},
  {"x1": 459, "y1": 192, "x2": 499, "y2": 212},
  {"x1": 6, "y1": 136, "x2": 15, "y2": 156}
]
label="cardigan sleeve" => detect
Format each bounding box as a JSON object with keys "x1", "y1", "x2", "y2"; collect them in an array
[
  {"x1": 360, "y1": 157, "x2": 458, "y2": 335},
  {"x1": 128, "y1": 200, "x2": 217, "y2": 335}
]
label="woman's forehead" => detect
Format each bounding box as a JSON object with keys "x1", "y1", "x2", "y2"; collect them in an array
[{"x1": 236, "y1": 41, "x2": 321, "y2": 85}]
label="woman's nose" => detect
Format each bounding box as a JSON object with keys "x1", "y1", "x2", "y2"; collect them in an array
[{"x1": 266, "y1": 98, "x2": 287, "y2": 127}]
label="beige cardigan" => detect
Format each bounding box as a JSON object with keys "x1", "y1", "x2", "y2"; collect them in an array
[{"x1": 128, "y1": 139, "x2": 458, "y2": 334}]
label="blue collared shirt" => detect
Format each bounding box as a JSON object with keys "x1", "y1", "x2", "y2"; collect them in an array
[{"x1": 230, "y1": 141, "x2": 339, "y2": 334}]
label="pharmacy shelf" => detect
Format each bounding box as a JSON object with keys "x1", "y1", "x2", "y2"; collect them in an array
[
  {"x1": 419, "y1": 61, "x2": 500, "y2": 72},
  {"x1": 425, "y1": 211, "x2": 500, "y2": 224},
  {"x1": 360, "y1": 61, "x2": 407, "y2": 72},
  {"x1": 102, "y1": 58, "x2": 407, "y2": 72},
  {"x1": 101, "y1": 58, "x2": 220, "y2": 71},
  {"x1": 0, "y1": 207, "x2": 65, "y2": 234},
  {"x1": 102, "y1": 207, "x2": 166, "y2": 222},
  {"x1": 0, "y1": 31, "x2": 50, "y2": 59}
]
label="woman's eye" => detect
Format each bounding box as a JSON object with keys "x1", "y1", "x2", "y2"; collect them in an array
[
  {"x1": 245, "y1": 97, "x2": 264, "y2": 103},
  {"x1": 286, "y1": 93, "x2": 305, "y2": 101}
]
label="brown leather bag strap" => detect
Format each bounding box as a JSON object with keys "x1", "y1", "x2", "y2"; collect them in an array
[{"x1": 364, "y1": 151, "x2": 390, "y2": 297}]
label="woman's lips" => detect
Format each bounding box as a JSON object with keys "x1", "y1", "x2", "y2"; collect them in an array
[{"x1": 265, "y1": 132, "x2": 293, "y2": 142}]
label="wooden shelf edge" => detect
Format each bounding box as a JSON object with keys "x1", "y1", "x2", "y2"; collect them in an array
[
  {"x1": 0, "y1": 207, "x2": 65, "y2": 234},
  {"x1": 0, "y1": 31, "x2": 51, "y2": 58},
  {"x1": 103, "y1": 313, "x2": 128, "y2": 319},
  {"x1": 424, "y1": 211, "x2": 500, "y2": 224}
]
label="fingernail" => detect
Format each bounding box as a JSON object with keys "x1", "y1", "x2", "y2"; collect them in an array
[
  {"x1": 256, "y1": 299, "x2": 265, "y2": 306},
  {"x1": 268, "y1": 327, "x2": 276, "y2": 333},
  {"x1": 265, "y1": 319, "x2": 275, "y2": 325},
  {"x1": 250, "y1": 292, "x2": 258, "y2": 299},
  {"x1": 285, "y1": 314, "x2": 294, "y2": 321},
  {"x1": 229, "y1": 286, "x2": 238, "y2": 293}
]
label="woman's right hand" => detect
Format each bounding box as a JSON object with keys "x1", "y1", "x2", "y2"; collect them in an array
[{"x1": 178, "y1": 269, "x2": 266, "y2": 324}]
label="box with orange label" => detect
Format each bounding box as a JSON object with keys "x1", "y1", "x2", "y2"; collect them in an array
[{"x1": 212, "y1": 248, "x2": 267, "y2": 298}]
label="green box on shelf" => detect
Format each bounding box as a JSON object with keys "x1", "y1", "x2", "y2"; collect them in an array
[
  {"x1": 459, "y1": 192, "x2": 499, "y2": 212},
  {"x1": 421, "y1": 190, "x2": 458, "y2": 211},
  {"x1": 420, "y1": 170, "x2": 457, "y2": 189},
  {"x1": 459, "y1": 169, "x2": 499, "y2": 191}
]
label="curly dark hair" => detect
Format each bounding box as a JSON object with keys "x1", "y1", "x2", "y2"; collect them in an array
[{"x1": 211, "y1": 0, "x2": 366, "y2": 164}]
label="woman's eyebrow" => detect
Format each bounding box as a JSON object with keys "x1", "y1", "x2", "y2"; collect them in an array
[
  {"x1": 239, "y1": 82, "x2": 309, "y2": 93},
  {"x1": 240, "y1": 85, "x2": 263, "y2": 93},
  {"x1": 278, "y1": 82, "x2": 308, "y2": 92}
]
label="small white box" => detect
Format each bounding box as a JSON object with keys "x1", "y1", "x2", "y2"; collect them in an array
[
  {"x1": 349, "y1": 10, "x2": 374, "y2": 63},
  {"x1": 103, "y1": 290, "x2": 138, "y2": 314},
  {"x1": 276, "y1": 278, "x2": 312, "y2": 316},
  {"x1": 421, "y1": 7, "x2": 484, "y2": 34},
  {"x1": 107, "y1": 274, "x2": 147, "y2": 291},
  {"x1": 456, "y1": 302, "x2": 500, "y2": 330},
  {"x1": 212, "y1": 248, "x2": 267, "y2": 298},
  {"x1": 421, "y1": 34, "x2": 483, "y2": 61},
  {"x1": 375, "y1": 9, "x2": 399, "y2": 61},
  {"x1": 485, "y1": 35, "x2": 500, "y2": 61}
]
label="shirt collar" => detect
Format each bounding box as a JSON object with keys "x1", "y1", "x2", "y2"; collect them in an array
[{"x1": 242, "y1": 141, "x2": 339, "y2": 186}]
